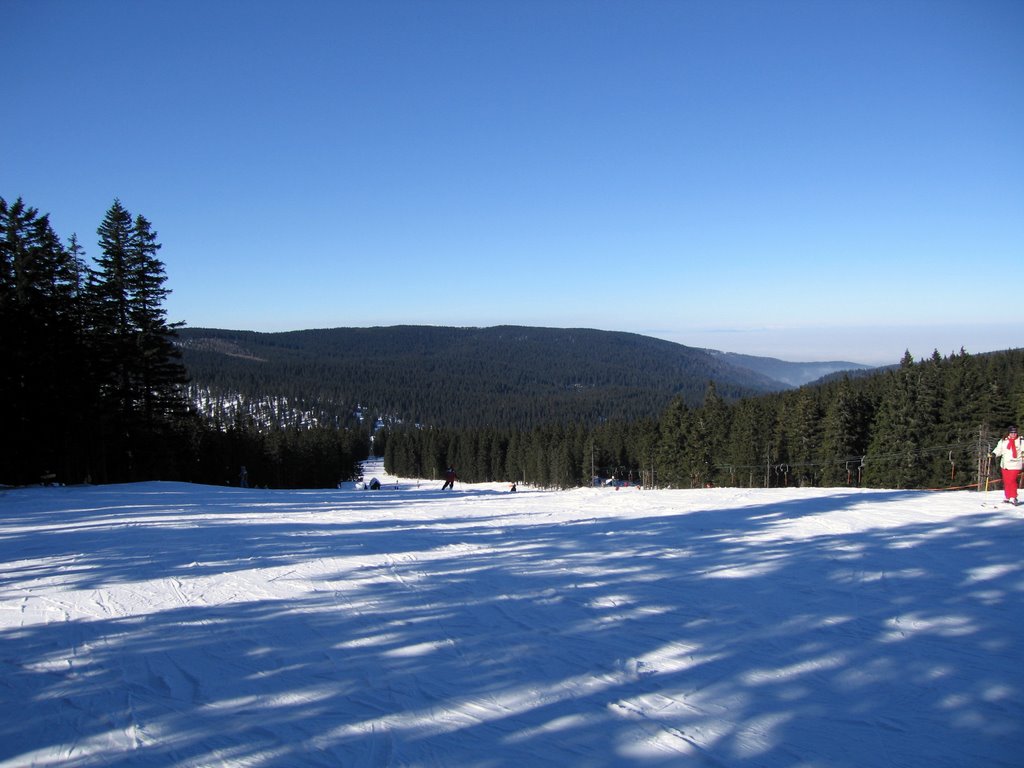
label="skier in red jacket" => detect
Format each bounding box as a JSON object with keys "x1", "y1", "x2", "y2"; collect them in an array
[{"x1": 992, "y1": 426, "x2": 1024, "y2": 505}]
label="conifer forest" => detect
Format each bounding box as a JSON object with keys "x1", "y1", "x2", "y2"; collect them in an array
[
  {"x1": 0, "y1": 197, "x2": 366, "y2": 488},
  {"x1": 3, "y1": 195, "x2": 1022, "y2": 491}
]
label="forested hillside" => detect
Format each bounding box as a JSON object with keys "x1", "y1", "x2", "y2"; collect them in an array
[{"x1": 177, "y1": 325, "x2": 796, "y2": 430}]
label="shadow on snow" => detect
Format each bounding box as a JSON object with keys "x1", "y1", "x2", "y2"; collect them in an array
[{"x1": 1, "y1": 483, "x2": 1021, "y2": 766}]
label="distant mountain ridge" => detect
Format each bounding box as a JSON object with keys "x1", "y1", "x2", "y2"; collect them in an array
[
  {"x1": 703, "y1": 350, "x2": 873, "y2": 388},
  {"x1": 177, "y1": 325, "x2": 873, "y2": 430}
]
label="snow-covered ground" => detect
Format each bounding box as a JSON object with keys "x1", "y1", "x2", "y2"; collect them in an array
[{"x1": 2, "y1": 460, "x2": 1021, "y2": 767}]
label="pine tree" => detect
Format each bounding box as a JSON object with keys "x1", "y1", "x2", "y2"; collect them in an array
[
  {"x1": 819, "y1": 377, "x2": 872, "y2": 486},
  {"x1": 787, "y1": 387, "x2": 824, "y2": 486},
  {"x1": 0, "y1": 198, "x2": 94, "y2": 484},
  {"x1": 914, "y1": 351, "x2": 949, "y2": 486},
  {"x1": 656, "y1": 397, "x2": 691, "y2": 488},
  {"x1": 941, "y1": 350, "x2": 986, "y2": 488},
  {"x1": 726, "y1": 397, "x2": 776, "y2": 487},
  {"x1": 866, "y1": 351, "x2": 924, "y2": 488},
  {"x1": 685, "y1": 382, "x2": 730, "y2": 487},
  {"x1": 627, "y1": 418, "x2": 659, "y2": 487},
  {"x1": 127, "y1": 213, "x2": 187, "y2": 424},
  {"x1": 86, "y1": 200, "x2": 188, "y2": 480}
]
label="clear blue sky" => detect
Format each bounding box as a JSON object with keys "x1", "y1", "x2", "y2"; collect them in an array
[{"x1": 4, "y1": 1, "x2": 1022, "y2": 365}]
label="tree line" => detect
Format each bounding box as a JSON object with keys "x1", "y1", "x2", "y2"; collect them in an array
[
  {"x1": 0, "y1": 196, "x2": 365, "y2": 488},
  {"x1": 381, "y1": 349, "x2": 1024, "y2": 490},
  {"x1": 6, "y1": 195, "x2": 1021, "y2": 492}
]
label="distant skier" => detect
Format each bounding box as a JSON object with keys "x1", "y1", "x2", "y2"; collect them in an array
[
  {"x1": 239, "y1": 466, "x2": 249, "y2": 488},
  {"x1": 441, "y1": 466, "x2": 457, "y2": 490},
  {"x1": 992, "y1": 426, "x2": 1023, "y2": 505}
]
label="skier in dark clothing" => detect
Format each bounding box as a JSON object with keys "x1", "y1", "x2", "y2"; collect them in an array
[{"x1": 441, "y1": 466, "x2": 457, "y2": 490}]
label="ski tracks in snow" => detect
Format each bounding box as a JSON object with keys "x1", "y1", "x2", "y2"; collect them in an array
[{"x1": 1, "y1": 482, "x2": 1022, "y2": 766}]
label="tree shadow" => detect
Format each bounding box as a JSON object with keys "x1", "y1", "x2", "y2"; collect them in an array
[
  {"x1": 1, "y1": 484, "x2": 1021, "y2": 766},
  {"x1": 0, "y1": 483, "x2": 522, "y2": 590}
]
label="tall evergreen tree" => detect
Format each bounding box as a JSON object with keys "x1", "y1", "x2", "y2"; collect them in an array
[
  {"x1": 726, "y1": 397, "x2": 776, "y2": 487},
  {"x1": 627, "y1": 418, "x2": 659, "y2": 487},
  {"x1": 819, "y1": 377, "x2": 872, "y2": 486},
  {"x1": 127, "y1": 213, "x2": 187, "y2": 424},
  {"x1": 0, "y1": 198, "x2": 92, "y2": 483},
  {"x1": 686, "y1": 382, "x2": 730, "y2": 487},
  {"x1": 656, "y1": 397, "x2": 691, "y2": 488},
  {"x1": 942, "y1": 350, "x2": 987, "y2": 486},
  {"x1": 866, "y1": 351, "x2": 925, "y2": 488},
  {"x1": 916, "y1": 351, "x2": 950, "y2": 486},
  {"x1": 87, "y1": 200, "x2": 188, "y2": 480},
  {"x1": 90, "y1": 199, "x2": 137, "y2": 437},
  {"x1": 788, "y1": 387, "x2": 824, "y2": 486}
]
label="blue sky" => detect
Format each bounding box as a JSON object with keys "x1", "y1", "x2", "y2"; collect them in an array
[{"x1": 3, "y1": 1, "x2": 1022, "y2": 365}]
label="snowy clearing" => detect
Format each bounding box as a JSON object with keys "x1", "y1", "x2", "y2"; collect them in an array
[{"x1": 1, "y1": 461, "x2": 1022, "y2": 767}]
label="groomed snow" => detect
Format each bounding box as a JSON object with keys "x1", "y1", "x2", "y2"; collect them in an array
[{"x1": 2, "y1": 460, "x2": 1021, "y2": 767}]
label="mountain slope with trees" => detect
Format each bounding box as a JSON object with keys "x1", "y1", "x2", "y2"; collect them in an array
[
  {"x1": 704, "y1": 350, "x2": 874, "y2": 387},
  {"x1": 177, "y1": 325, "x2": 829, "y2": 431}
]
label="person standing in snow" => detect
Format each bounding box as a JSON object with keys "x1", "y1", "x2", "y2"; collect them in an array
[
  {"x1": 991, "y1": 426, "x2": 1023, "y2": 505},
  {"x1": 441, "y1": 466, "x2": 457, "y2": 490}
]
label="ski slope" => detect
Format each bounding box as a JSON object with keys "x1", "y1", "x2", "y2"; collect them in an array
[{"x1": 2, "y1": 461, "x2": 1021, "y2": 767}]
